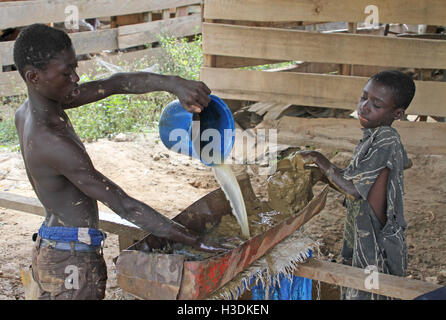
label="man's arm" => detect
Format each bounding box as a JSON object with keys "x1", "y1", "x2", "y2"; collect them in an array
[
  {"x1": 46, "y1": 136, "x2": 225, "y2": 253},
  {"x1": 62, "y1": 72, "x2": 211, "y2": 113}
]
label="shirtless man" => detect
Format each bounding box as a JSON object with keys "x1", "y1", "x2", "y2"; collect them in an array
[{"x1": 13, "y1": 24, "x2": 225, "y2": 299}]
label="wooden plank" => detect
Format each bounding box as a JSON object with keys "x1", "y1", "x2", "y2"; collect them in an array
[
  {"x1": 257, "y1": 116, "x2": 446, "y2": 156},
  {"x1": 202, "y1": 23, "x2": 446, "y2": 69},
  {"x1": 0, "y1": 71, "x2": 25, "y2": 97},
  {"x1": 200, "y1": 67, "x2": 446, "y2": 117},
  {"x1": 0, "y1": 0, "x2": 201, "y2": 29},
  {"x1": 294, "y1": 258, "x2": 442, "y2": 300},
  {"x1": 0, "y1": 191, "x2": 146, "y2": 239},
  {"x1": 204, "y1": 0, "x2": 446, "y2": 25},
  {"x1": 214, "y1": 56, "x2": 286, "y2": 69},
  {"x1": 70, "y1": 29, "x2": 118, "y2": 56},
  {"x1": 118, "y1": 15, "x2": 202, "y2": 49},
  {"x1": 263, "y1": 103, "x2": 293, "y2": 121},
  {"x1": 0, "y1": 41, "x2": 14, "y2": 67},
  {"x1": 0, "y1": 47, "x2": 164, "y2": 97},
  {"x1": 1, "y1": 29, "x2": 118, "y2": 67}
]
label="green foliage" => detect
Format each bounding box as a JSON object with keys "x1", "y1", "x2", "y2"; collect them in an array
[
  {"x1": 155, "y1": 33, "x2": 203, "y2": 80},
  {"x1": 0, "y1": 117, "x2": 18, "y2": 145}
]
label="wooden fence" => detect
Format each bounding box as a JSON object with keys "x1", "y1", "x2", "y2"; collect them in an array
[
  {"x1": 0, "y1": 0, "x2": 203, "y2": 97},
  {"x1": 200, "y1": 0, "x2": 446, "y2": 118}
]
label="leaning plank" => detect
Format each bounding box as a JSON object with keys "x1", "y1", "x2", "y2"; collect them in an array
[
  {"x1": 118, "y1": 15, "x2": 201, "y2": 49},
  {"x1": 200, "y1": 68, "x2": 446, "y2": 117},
  {"x1": 294, "y1": 258, "x2": 442, "y2": 300},
  {"x1": 0, "y1": 0, "x2": 201, "y2": 29},
  {"x1": 263, "y1": 103, "x2": 293, "y2": 121},
  {"x1": 256, "y1": 116, "x2": 446, "y2": 156},
  {"x1": 202, "y1": 23, "x2": 446, "y2": 69},
  {"x1": 0, "y1": 191, "x2": 146, "y2": 240},
  {"x1": 204, "y1": 0, "x2": 446, "y2": 25}
]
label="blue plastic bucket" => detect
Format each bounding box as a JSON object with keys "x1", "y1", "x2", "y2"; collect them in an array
[{"x1": 158, "y1": 95, "x2": 235, "y2": 166}]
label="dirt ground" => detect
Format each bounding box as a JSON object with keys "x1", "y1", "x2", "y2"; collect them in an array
[{"x1": 0, "y1": 130, "x2": 445, "y2": 300}]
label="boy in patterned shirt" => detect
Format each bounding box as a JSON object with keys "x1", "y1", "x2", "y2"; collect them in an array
[{"x1": 300, "y1": 70, "x2": 415, "y2": 300}]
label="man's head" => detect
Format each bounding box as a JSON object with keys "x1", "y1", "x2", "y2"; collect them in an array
[
  {"x1": 13, "y1": 24, "x2": 80, "y2": 103},
  {"x1": 357, "y1": 70, "x2": 416, "y2": 129}
]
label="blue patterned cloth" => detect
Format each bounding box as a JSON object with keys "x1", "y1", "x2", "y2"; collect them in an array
[
  {"x1": 38, "y1": 223, "x2": 106, "y2": 246},
  {"x1": 250, "y1": 250, "x2": 312, "y2": 300}
]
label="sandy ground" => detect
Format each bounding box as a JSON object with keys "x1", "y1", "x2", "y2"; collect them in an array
[{"x1": 0, "y1": 130, "x2": 445, "y2": 300}]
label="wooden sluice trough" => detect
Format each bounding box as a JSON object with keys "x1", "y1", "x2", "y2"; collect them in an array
[{"x1": 115, "y1": 176, "x2": 329, "y2": 300}]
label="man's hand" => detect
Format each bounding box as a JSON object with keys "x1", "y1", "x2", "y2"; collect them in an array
[{"x1": 172, "y1": 77, "x2": 211, "y2": 113}]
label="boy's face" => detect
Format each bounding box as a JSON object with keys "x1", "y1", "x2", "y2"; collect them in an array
[
  {"x1": 357, "y1": 80, "x2": 404, "y2": 129},
  {"x1": 26, "y1": 46, "x2": 80, "y2": 104}
]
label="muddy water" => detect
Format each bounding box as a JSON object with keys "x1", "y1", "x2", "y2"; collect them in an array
[
  {"x1": 162, "y1": 154, "x2": 319, "y2": 261},
  {"x1": 212, "y1": 164, "x2": 250, "y2": 239}
]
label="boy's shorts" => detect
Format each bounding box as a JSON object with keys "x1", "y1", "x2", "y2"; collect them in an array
[{"x1": 28, "y1": 235, "x2": 107, "y2": 300}]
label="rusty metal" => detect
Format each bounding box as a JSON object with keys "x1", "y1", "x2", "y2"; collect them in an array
[
  {"x1": 116, "y1": 251, "x2": 184, "y2": 300},
  {"x1": 115, "y1": 179, "x2": 329, "y2": 300}
]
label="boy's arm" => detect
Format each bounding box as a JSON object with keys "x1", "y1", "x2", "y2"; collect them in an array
[
  {"x1": 46, "y1": 136, "x2": 226, "y2": 253},
  {"x1": 62, "y1": 72, "x2": 211, "y2": 113},
  {"x1": 299, "y1": 151, "x2": 360, "y2": 200},
  {"x1": 301, "y1": 150, "x2": 389, "y2": 226}
]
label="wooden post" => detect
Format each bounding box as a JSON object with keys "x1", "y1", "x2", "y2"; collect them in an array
[
  {"x1": 163, "y1": 9, "x2": 171, "y2": 20},
  {"x1": 201, "y1": 2, "x2": 216, "y2": 68},
  {"x1": 340, "y1": 22, "x2": 357, "y2": 76},
  {"x1": 176, "y1": 6, "x2": 190, "y2": 17}
]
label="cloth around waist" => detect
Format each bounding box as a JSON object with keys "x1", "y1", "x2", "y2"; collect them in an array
[{"x1": 38, "y1": 223, "x2": 106, "y2": 246}]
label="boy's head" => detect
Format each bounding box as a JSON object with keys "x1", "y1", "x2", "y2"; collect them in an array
[
  {"x1": 358, "y1": 70, "x2": 416, "y2": 129},
  {"x1": 13, "y1": 24, "x2": 80, "y2": 103}
]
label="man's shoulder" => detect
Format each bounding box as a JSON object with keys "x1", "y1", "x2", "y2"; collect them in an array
[{"x1": 14, "y1": 100, "x2": 29, "y2": 122}]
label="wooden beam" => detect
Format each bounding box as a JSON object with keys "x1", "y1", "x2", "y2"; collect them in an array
[
  {"x1": 256, "y1": 116, "x2": 446, "y2": 156},
  {"x1": 202, "y1": 23, "x2": 446, "y2": 69},
  {"x1": 204, "y1": 0, "x2": 446, "y2": 25},
  {"x1": 118, "y1": 14, "x2": 201, "y2": 49},
  {"x1": 0, "y1": 191, "x2": 146, "y2": 240},
  {"x1": 294, "y1": 258, "x2": 442, "y2": 300},
  {"x1": 200, "y1": 67, "x2": 446, "y2": 118},
  {"x1": 214, "y1": 56, "x2": 285, "y2": 68},
  {"x1": 0, "y1": 29, "x2": 118, "y2": 67},
  {"x1": 70, "y1": 29, "x2": 118, "y2": 56},
  {"x1": 0, "y1": 71, "x2": 24, "y2": 97},
  {"x1": 0, "y1": 0, "x2": 201, "y2": 29}
]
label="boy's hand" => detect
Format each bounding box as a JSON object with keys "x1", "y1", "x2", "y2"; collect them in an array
[
  {"x1": 172, "y1": 77, "x2": 212, "y2": 113},
  {"x1": 298, "y1": 150, "x2": 322, "y2": 166}
]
